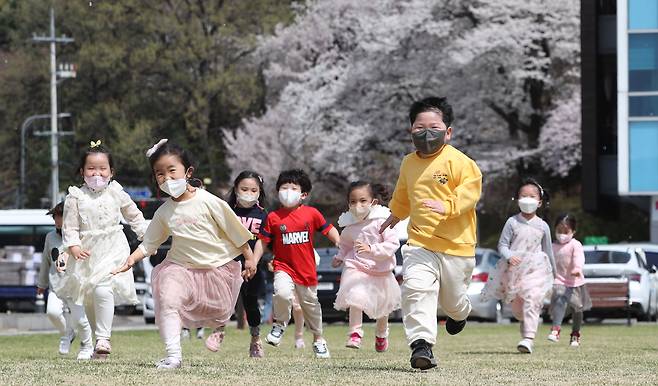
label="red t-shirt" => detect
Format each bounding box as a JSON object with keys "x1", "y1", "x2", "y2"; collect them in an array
[{"x1": 258, "y1": 205, "x2": 333, "y2": 286}]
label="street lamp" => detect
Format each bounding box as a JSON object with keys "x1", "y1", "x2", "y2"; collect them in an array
[{"x1": 17, "y1": 112, "x2": 71, "y2": 208}]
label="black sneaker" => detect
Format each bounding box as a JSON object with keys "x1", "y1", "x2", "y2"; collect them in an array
[
  {"x1": 409, "y1": 339, "x2": 437, "y2": 370},
  {"x1": 445, "y1": 317, "x2": 466, "y2": 335}
]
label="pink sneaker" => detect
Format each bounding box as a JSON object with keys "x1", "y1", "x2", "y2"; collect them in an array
[
  {"x1": 249, "y1": 339, "x2": 264, "y2": 358},
  {"x1": 345, "y1": 332, "x2": 362, "y2": 349},
  {"x1": 205, "y1": 329, "x2": 225, "y2": 352},
  {"x1": 93, "y1": 339, "x2": 111, "y2": 360},
  {"x1": 375, "y1": 336, "x2": 388, "y2": 352}
]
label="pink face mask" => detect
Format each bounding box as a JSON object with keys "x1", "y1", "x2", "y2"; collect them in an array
[
  {"x1": 556, "y1": 233, "x2": 573, "y2": 244},
  {"x1": 84, "y1": 175, "x2": 110, "y2": 191}
]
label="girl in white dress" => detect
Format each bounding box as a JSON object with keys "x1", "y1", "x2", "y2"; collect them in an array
[{"x1": 56, "y1": 140, "x2": 148, "y2": 359}]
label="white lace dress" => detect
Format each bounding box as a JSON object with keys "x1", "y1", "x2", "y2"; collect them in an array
[{"x1": 54, "y1": 181, "x2": 147, "y2": 306}]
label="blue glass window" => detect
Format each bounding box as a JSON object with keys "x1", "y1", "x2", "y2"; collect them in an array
[
  {"x1": 630, "y1": 33, "x2": 658, "y2": 91},
  {"x1": 630, "y1": 95, "x2": 658, "y2": 116},
  {"x1": 630, "y1": 0, "x2": 658, "y2": 30},
  {"x1": 630, "y1": 121, "x2": 658, "y2": 191}
]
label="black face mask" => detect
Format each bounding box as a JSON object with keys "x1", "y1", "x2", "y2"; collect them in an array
[{"x1": 411, "y1": 128, "x2": 446, "y2": 155}]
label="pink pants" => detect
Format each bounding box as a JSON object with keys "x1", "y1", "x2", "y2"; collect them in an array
[
  {"x1": 349, "y1": 307, "x2": 389, "y2": 338},
  {"x1": 511, "y1": 296, "x2": 543, "y2": 339}
]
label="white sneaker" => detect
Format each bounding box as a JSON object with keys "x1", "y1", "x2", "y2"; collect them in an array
[
  {"x1": 196, "y1": 328, "x2": 205, "y2": 339},
  {"x1": 312, "y1": 340, "x2": 331, "y2": 359},
  {"x1": 77, "y1": 344, "x2": 94, "y2": 360},
  {"x1": 181, "y1": 329, "x2": 191, "y2": 340},
  {"x1": 156, "y1": 357, "x2": 182, "y2": 369},
  {"x1": 517, "y1": 338, "x2": 533, "y2": 354},
  {"x1": 265, "y1": 324, "x2": 285, "y2": 347},
  {"x1": 59, "y1": 331, "x2": 76, "y2": 355},
  {"x1": 547, "y1": 329, "x2": 560, "y2": 343},
  {"x1": 294, "y1": 337, "x2": 305, "y2": 349}
]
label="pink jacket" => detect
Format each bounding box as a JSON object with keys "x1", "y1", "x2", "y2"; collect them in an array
[
  {"x1": 552, "y1": 238, "x2": 585, "y2": 287},
  {"x1": 336, "y1": 206, "x2": 400, "y2": 276}
]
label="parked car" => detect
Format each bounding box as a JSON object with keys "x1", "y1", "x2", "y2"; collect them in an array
[
  {"x1": 583, "y1": 244, "x2": 658, "y2": 321},
  {"x1": 437, "y1": 248, "x2": 505, "y2": 322},
  {"x1": 315, "y1": 247, "x2": 345, "y2": 322}
]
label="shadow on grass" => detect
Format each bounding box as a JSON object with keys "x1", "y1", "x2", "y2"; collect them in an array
[
  {"x1": 331, "y1": 363, "x2": 417, "y2": 373},
  {"x1": 454, "y1": 351, "x2": 518, "y2": 355}
]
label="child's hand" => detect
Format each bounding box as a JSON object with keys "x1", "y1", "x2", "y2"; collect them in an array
[
  {"x1": 242, "y1": 258, "x2": 257, "y2": 280},
  {"x1": 570, "y1": 270, "x2": 581, "y2": 277},
  {"x1": 509, "y1": 256, "x2": 522, "y2": 266},
  {"x1": 36, "y1": 287, "x2": 45, "y2": 295},
  {"x1": 70, "y1": 245, "x2": 91, "y2": 261},
  {"x1": 111, "y1": 256, "x2": 135, "y2": 275},
  {"x1": 354, "y1": 241, "x2": 371, "y2": 254},
  {"x1": 379, "y1": 214, "x2": 400, "y2": 234},
  {"x1": 331, "y1": 256, "x2": 344, "y2": 268},
  {"x1": 267, "y1": 261, "x2": 274, "y2": 272},
  {"x1": 422, "y1": 199, "x2": 446, "y2": 215}
]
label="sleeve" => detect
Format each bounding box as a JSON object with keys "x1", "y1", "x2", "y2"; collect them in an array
[
  {"x1": 336, "y1": 229, "x2": 353, "y2": 260},
  {"x1": 137, "y1": 212, "x2": 170, "y2": 256},
  {"x1": 62, "y1": 195, "x2": 82, "y2": 249},
  {"x1": 442, "y1": 158, "x2": 483, "y2": 220},
  {"x1": 497, "y1": 218, "x2": 515, "y2": 260},
  {"x1": 37, "y1": 234, "x2": 52, "y2": 289},
  {"x1": 369, "y1": 224, "x2": 401, "y2": 261},
  {"x1": 118, "y1": 190, "x2": 148, "y2": 240},
  {"x1": 542, "y1": 222, "x2": 556, "y2": 275},
  {"x1": 258, "y1": 213, "x2": 274, "y2": 244},
  {"x1": 389, "y1": 157, "x2": 410, "y2": 220},
  {"x1": 210, "y1": 197, "x2": 253, "y2": 248},
  {"x1": 571, "y1": 240, "x2": 585, "y2": 275},
  {"x1": 313, "y1": 208, "x2": 333, "y2": 235}
]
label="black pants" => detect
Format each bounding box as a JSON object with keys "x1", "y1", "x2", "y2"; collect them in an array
[{"x1": 240, "y1": 268, "x2": 265, "y2": 330}]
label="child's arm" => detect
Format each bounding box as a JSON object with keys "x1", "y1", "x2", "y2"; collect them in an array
[
  {"x1": 383, "y1": 160, "x2": 409, "y2": 233},
  {"x1": 61, "y1": 197, "x2": 90, "y2": 260},
  {"x1": 422, "y1": 159, "x2": 482, "y2": 219},
  {"x1": 325, "y1": 226, "x2": 340, "y2": 247},
  {"x1": 118, "y1": 189, "x2": 148, "y2": 239},
  {"x1": 498, "y1": 218, "x2": 520, "y2": 265},
  {"x1": 114, "y1": 214, "x2": 170, "y2": 274},
  {"x1": 36, "y1": 235, "x2": 53, "y2": 294},
  {"x1": 571, "y1": 240, "x2": 585, "y2": 277},
  {"x1": 332, "y1": 232, "x2": 352, "y2": 268},
  {"x1": 363, "y1": 226, "x2": 401, "y2": 261},
  {"x1": 112, "y1": 247, "x2": 146, "y2": 275},
  {"x1": 239, "y1": 242, "x2": 257, "y2": 280},
  {"x1": 541, "y1": 222, "x2": 556, "y2": 276}
]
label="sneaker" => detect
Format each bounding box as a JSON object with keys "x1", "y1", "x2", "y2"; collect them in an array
[
  {"x1": 345, "y1": 332, "x2": 362, "y2": 349},
  {"x1": 249, "y1": 338, "x2": 265, "y2": 358},
  {"x1": 181, "y1": 329, "x2": 191, "y2": 340},
  {"x1": 312, "y1": 339, "x2": 331, "y2": 359},
  {"x1": 294, "y1": 337, "x2": 305, "y2": 349},
  {"x1": 265, "y1": 324, "x2": 285, "y2": 347},
  {"x1": 410, "y1": 339, "x2": 437, "y2": 370},
  {"x1": 156, "y1": 357, "x2": 182, "y2": 369},
  {"x1": 205, "y1": 328, "x2": 225, "y2": 352},
  {"x1": 375, "y1": 336, "x2": 388, "y2": 352},
  {"x1": 570, "y1": 332, "x2": 580, "y2": 347},
  {"x1": 196, "y1": 328, "x2": 205, "y2": 340},
  {"x1": 59, "y1": 330, "x2": 76, "y2": 355},
  {"x1": 445, "y1": 317, "x2": 467, "y2": 335},
  {"x1": 77, "y1": 344, "x2": 94, "y2": 360},
  {"x1": 547, "y1": 327, "x2": 560, "y2": 343},
  {"x1": 517, "y1": 338, "x2": 533, "y2": 354},
  {"x1": 94, "y1": 339, "x2": 112, "y2": 355}
]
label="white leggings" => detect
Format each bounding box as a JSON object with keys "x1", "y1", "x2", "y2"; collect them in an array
[
  {"x1": 46, "y1": 291, "x2": 71, "y2": 336},
  {"x1": 82, "y1": 285, "x2": 115, "y2": 341}
]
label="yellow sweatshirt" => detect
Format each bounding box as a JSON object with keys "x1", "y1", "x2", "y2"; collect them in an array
[{"x1": 389, "y1": 145, "x2": 482, "y2": 256}]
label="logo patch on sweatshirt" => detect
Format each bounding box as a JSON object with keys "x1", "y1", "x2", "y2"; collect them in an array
[{"x1": 432, "y1": 171, "x2": 449, "y2": 185}]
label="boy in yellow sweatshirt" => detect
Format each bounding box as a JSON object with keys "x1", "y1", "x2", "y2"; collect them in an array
[{"x1": 380, "y1": 96, "x2": 482, "y2": 370}]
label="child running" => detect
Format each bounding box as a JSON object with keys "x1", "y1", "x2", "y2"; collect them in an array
[
  {"x1": 482, "y1": 178, "x2": 556, "y2": 354},
  {"x1": 37, "y1": 201, "x2": 93, "y2": 359},
  {"x1": 112, "y1": 139, "x2": 256, "y2": 369},
  {"x1": 55, "y1": 140, "x2": 148, "y2": 359},
  {"x1": 380, "y1": 96, "x2": 482, "y2": 370},
  {"x1": 254, "y1": 169, "x2": 340, "y2": 359},
  {"x1": 548, "y1": 213, "x2": 591, "y2": 347},
  {"x1": 332, "y1": 181, "x2": 401, "y2": 352},
  {"x1": 227, "y1": 170, "x2": 269, "y2": 357}
]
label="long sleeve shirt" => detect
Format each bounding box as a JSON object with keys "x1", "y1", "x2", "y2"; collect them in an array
[
  {"x1": 498, "y1": 214, "x2": 556, "y2": 275},
  {"x1": 552, "y1": 238, "x2": 586, "y2": 287},
  {"x1": 37, "y1": 230, "x2": 62, "y2": 289}
]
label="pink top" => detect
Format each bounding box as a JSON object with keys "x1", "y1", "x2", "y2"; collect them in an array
[
  {"x1": 336, "y1": 206, "x2": 400, "y2": 276},
  {"x1": 551, "y1": 238, "x2": 585, "y2": 287}
]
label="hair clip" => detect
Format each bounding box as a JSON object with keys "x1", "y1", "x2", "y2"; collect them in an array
[
  {"x1": 146, "y1": 138, "x2": 168, "y2": 158},
  {"x1": 90, "y1": 140, "x2": 101, "y2": 148}
]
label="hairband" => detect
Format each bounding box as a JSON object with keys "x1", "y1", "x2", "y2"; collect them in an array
[
  {"x1": 90, "y1": 140, "x2": 101, "y2": 148},
  {"x1": 146, "y1": 138, "x2": 168, "y2": 158}
]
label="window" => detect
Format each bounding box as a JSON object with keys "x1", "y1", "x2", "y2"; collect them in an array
[
  {"x1": 630, "y1": 0, "x2": 658, "y2": 29},
  {"x1": 645, "y1": 251, "x2": 658, "y2": 267},
  {"x1": 629, "y1": 33, "x2": 658, "y2": 92},
  {"x1": 585, "y1": 250, "x2": 632, "y2": 264},
  {"x1": 630, "y1": 121, "x2": 658, "y2": 191}
]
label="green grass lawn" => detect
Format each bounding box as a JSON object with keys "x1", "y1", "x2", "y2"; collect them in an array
[{"x1": 0, "y1": 322, "x2": 657, "y2": 385}]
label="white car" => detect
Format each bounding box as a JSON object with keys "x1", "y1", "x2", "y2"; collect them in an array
[{"x1": 583, "y1": 244, "x2": 658, "y2": 321}]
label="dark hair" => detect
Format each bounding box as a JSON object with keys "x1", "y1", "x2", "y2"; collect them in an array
[
  {"x1": 228, "y1": 170, "x2": 267, "y2": 207},
  {"x1": 46, "y1": 201, "x2": 65, "y2": 217},
  {"x1": 409, "y1": 96, "x2": 454, "y2": 127},
  {"x1": 346, "y1": 181, "x2": 391, "y2": 206},
  {"x1": 554, "y1": 213, "x2": 577, "y2": 231},
  {"x1": 517, "y1": 177, "x2": 550, "y2": 206},
  {"x1": 276, "y1": 169, "x2": 312, "y2": 193},
  {"x1": 148, "y1": 141, "x2": 194, "y2": 173},
  {"x1": 77, "y1": 143, "x2": 114, "y2": 174}
]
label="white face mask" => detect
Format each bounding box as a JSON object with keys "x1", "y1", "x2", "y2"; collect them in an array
[
  {"x1": 160, "y1": 178, "x2": 188, "y2": 198},
  {"x1": 237, "y1": 192, "x2": 259, "y2": 208},
  {"x1": 556, "y1": 233, "x2": 573, "y2": 244},
  {"x1": 349, "y1": 203, "x2": 372, "y2": 221},
  {"x1": 518, "y1": 197, "x2": 539, "y2": 214},
  {"x1": 84, "y1": 175, "x2": 110, "y2": 191},
  {"x1": 279, "y1": 189, "x2": 302, "y2": 208}
]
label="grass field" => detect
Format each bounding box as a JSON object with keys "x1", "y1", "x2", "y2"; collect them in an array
[{"x1": 0, "y1": 322, "x2": 657, "y2": 385}]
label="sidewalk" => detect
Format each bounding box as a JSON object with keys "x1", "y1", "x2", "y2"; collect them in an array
[{"x1": 0, "y1": 313, "x2": 156, "y2": 336}]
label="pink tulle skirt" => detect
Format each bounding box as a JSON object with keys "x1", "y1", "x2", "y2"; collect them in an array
[
  {"x1": 481, "y1": 251, "x2": 553, "y2": 304},
  {"x1": 334, "y1": 268, "x2": 401, "y2": 319},
  {"x1": 152, "y1": 259, "x2": 243, "y2": 329}
]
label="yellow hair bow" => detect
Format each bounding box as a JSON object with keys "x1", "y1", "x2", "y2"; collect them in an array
[{"x1": 90, "y1": 140, "x2": 102, "y2": 148}]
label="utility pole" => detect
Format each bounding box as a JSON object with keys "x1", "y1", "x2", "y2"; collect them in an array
[{"x1": 32, "y1": 6, "x2": 74, "y2": 207}]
